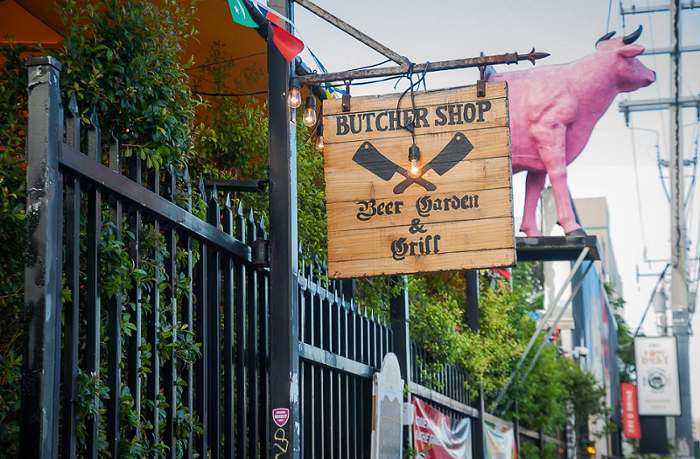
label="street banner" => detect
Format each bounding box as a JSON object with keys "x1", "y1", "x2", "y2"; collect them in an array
[
  {"x1": 484, "y1": 422, "x2": 516, "y2": 459},
  {"x1": 634, "y1": 336, "x2": 681, "y2": 416},
  {"x1": 621, "y1": 383, "x2": 641, "y2": 439},
  {"x1": 323, "y1": 83, "x2": 515, "y2": 278},
  {"x1": 412, "y1": 398, "x2": 472, "y2": 458}
]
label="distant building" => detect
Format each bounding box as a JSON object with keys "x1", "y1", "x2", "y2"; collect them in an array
[
  {"x1": 573, "y1": 197, "x2": 624, "y2": 298},
  {"x1": 538, "y1": 189, "x2": 622, "y2": 458}
]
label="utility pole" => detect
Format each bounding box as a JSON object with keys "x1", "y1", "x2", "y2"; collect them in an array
[{"x1": 619, "y1": 2, "x2": 698, "y2": 457}]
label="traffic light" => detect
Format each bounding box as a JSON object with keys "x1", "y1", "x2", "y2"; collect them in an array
[{"x1": 580, "y1": 439, "x2": 596, "y2": 457}]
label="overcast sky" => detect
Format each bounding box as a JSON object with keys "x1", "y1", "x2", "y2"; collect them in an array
[{"x1": 292, "y1": 0, "x2": 700, "y2": 418}]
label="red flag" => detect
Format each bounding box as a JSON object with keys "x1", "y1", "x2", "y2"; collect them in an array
[
  {"x1": 269, "y1": 22, "x2": 304, "y2": 62},
  {"x1": 621, "y1": 383, "x2": 641, "y2": 439}
]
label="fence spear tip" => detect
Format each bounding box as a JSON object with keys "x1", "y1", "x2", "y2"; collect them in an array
[
  {"x1": 224, "y1": 192, "x2": 232, "y2": 209},
  {"x1": 89, "y1": 105, "x2": 99, "y2": 127},
  {"x1": 68, "y1": 93, "x2": 78, "y2": 115}
]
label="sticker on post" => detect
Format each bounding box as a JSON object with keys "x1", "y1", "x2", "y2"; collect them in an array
[{"x1": 272, "y1": 408, "x2": 290, "y2": 427}]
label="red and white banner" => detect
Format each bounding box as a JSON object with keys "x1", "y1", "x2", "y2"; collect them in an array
[
  {"x1": 621, "y1": 383, "x2": 641, "y2": 439},
  {"x1": 413, "y1": 398, "x2": 472, "y2": 459}
]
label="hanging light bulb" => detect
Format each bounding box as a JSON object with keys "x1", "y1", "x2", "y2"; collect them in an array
[
  {"x1": 408, "y1": 144, "x2": 421, "y2": 177},
  {"x1": 288, "y1": 78, "x2": 301, "y2": 109},
  {"x1": 315, "y1": 124, "x2": 325, "y2": 151},
  {"x1": 303, "y1": 94, "x2": 317, "y2": 127}
]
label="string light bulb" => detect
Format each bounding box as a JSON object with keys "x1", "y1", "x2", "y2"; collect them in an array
[
  {"x1": 288, "y1": 78, "x2": 301, "y2": 109},
  {"x1": 303, "y1": 94, "x2": 317, "y2": 127},
  {"x1": 315, "y1": 124, "x2": 325, "y2": 151},
  {"x1": 408, "y1": 144, "x2": 421, "y2": 177}
]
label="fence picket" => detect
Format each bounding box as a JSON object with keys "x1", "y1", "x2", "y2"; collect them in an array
[
  {"x1": 235, "y1": 203, "x2": 248, "y2": 459},
  {"x1": 246, "y1": 209, "x2": 260, "y2": 459},
  {"x1": 182, "y1": 166, "x2": 194, "y2": 459},
  {"x1": 163, "y1": 166, "x2": 178, "y2": 458},
  {"x1": 195, "y1": 178, "x2": 209, "y2": 456},
  {"x1": 106, "y1": 129, "x2": 123, "y2": 459},
  {"x1": 223, "y1": 194, "x2": 236, "y2": 459},
  {"x1": 84, "y1": 108, "x2": 102, "y2": 459},
  {"x1": 62, "y1": 93, "x2": 81, "y2": 459},
  {"x1": 206, "y1": 187, "x2": 221, "y2": 458}
]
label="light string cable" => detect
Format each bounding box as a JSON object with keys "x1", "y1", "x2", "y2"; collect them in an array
[{"x1": 395, "y1": 62, "x2": 431, "y2": 151}]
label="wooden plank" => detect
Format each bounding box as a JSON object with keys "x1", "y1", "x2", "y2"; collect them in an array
[
  {"x1": 328, "y1": 217, "x2": 514, "y2": 263},
  {"x1": 324, "y1": 82, "x2": 507, "y2": 116},
  {"x1": 324, "y1": 127, "x2": 510, "y2": 172},
  {"x1": 324, "y1": 101, "x2": 508, "y2": 145},
  {"x1": 327, "y1": 187, "x2": 513, "y2": 232},
  {"x1": 328, "y1": 248, "x2": 516, "y2": 279},
  {"x1": 325, "y1": 156, "x2": 512, "y2": 204}
]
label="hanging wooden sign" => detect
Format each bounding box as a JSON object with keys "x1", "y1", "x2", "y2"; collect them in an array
[{"x1": 323, "y1": 81, "x2": 515, "y2": 278}]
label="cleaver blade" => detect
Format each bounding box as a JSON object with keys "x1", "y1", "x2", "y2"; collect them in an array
[
  {"x1": 352, "y1": 141, "x2": 400, "y2": 181},
  {"x1": 427, "y1": 132, "x2": 474, "y2": 176}
]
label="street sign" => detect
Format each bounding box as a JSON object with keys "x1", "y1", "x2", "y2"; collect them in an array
[
  {"x1": 323, "y1": 82, "x2": 515, "y2": 278},
  {"x1": 370, "y1": 353, "x2": 404, "y2": 459},
  {"x1": 634, "y1": 336, "x2": 681, "y2": 416}
]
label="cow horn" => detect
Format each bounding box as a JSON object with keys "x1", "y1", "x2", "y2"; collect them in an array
[
  {"x1": 596, "y1": 31, "x2": 616, "y2": 46},
  {"x1": 622, "y1": 25, "x2": 643, "y2": 44}
]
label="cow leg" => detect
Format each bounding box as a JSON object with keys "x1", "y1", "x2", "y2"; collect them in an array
[
  {"x1": 536, "y1": 125, "x2": 583, "y2": 235},
  {"x1": 521, "y1": 171, "x2": 546, "y2": 236}
]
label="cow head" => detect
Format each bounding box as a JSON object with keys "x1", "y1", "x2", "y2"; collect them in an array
[{"x1": 595, "y1": 26, "x2": 656, "y2": 92}]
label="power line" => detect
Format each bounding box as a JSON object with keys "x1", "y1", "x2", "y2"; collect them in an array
[{"x1": 629, "y1": 119, "x2": 650, "y2": 257}]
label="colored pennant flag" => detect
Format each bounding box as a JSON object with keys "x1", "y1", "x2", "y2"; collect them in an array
[
  {"x1": 257, "y1": 4, "x2": 281, "y2": 25},
  {"x1": 269, "y1": 22, "x2": 304, "y2": 62},
  {"x1": 228, "y1": 0, "x2": 258, "y2": 27}
]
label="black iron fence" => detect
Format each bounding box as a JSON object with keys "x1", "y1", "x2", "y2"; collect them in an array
[
  {"x1": 22, "y1": 56, "x2": 268, "y2": 459},
  {"x1": 21, "y1": 55, "x2": 566, "y2": 458}
]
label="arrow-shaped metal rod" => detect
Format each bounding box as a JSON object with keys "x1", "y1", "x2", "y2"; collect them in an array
[{"x1": 296, "y1": 49, "x2": 550, "y2": 87}]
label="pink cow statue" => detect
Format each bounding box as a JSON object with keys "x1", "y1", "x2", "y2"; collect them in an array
[{"x1": 487, "y1": 25, "x2": 655, "y2": 236}]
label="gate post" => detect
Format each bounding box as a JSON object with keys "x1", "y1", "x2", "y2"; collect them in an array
[
  {"x1": 389, "y1": 276, "x2": 410, "y2": 382},
  {"x1": 466, "y1": 270, "x2": 485, "y2": 459},
  {"x1": 389, "y1": 276, "x2": 411, "y2": 450},
  {"x1": 267, "y1": 0, "x2": 300, "y2": 456},
  {"x1": 21, "y1": 56, "x2": 64, "y2": 459}
]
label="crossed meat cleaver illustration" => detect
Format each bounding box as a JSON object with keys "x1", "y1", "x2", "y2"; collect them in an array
[{"x1": 352, "y1": 132, "x2": 474, "y2": 194}]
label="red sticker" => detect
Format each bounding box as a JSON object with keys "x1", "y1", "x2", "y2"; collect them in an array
[{"x1": 272, "y1": 408, "x2": 289, "y2": 427}]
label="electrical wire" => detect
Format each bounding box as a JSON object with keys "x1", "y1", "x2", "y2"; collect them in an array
[
  {"x1": 606, "y1": 0, "x2": 614, "y2": 33},
  {"x1": 344, "y1": 59, "x2": 392, "y2": 73},
  {"x1": 629, "y1": 119, "x2": 651, "y2": 259},
  {"x1": 642, "y1": 0, "x2": 669, "y2": 152},
  {"x1": 187, "y1": 52, "x2": 267, "y2": 71},
  {"x1": 192, "y1": 90, "x2": 268, "y2": 97}
]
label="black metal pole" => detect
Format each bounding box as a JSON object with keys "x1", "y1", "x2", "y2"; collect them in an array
[
  {"x1": 466, "y1": 270, "x2": 485, "y2": 459},
  {"x1": 267, "y1": 0, "x2": 300, "y2": 455},
  {"x1": 389, "y1": 276, "x2": 410, "y2": 382},
  {"x1": 465, "y1": 270, "x2": 480, "y2": 332},
  {"x1": 389, "y1": 276, "x2": 411, "y2": 453},
  {"x1": 21, "y1": 56, "x2": 63, "y2": 459}
]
